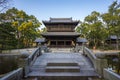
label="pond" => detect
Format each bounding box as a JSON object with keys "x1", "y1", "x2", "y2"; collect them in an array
[
  {"x1": 0, "y1": 54, "x2": 27, "y2": 76},
  {"x1": 0, "y1": 56, "x2": 19, "y2": 75}
]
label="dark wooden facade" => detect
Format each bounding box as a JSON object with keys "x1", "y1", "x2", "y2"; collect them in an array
[{"x1": 42, "y1": 18, "x2": 80, "y2": 47}]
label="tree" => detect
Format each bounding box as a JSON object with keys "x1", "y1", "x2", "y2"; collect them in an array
[
  {"x1": 0, "y1": 22, "x2": 17, "y2": 52},
  {"x1": 85, "y1": 11, "x2": 103, "y2": 48},
  {"x1": 76, "y1": 22, "x2": 89, "y2": 38},
  {"x1": 0, "y1": 7, "x2": 41, "y2": 50},
  {"x1": 8, "y1": 7, "x2": 41, "y2": 48},
  {"x1": 102, "y1": 1, "x2": 120, "y2": 50},
  {"x1": 76, "y1": 11, "x2": 107, "y2": 49},
  {"x1": 18, "y1": 16, "x2": 41, "y2": 47}
]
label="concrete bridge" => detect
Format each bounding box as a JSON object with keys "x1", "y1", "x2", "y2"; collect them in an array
[
  {"x1": 27, "y1": 52, "x2": 98, "y2": 80},
  {"x1": 1, "y1": 47, "x2": 120, "y2": 80}
]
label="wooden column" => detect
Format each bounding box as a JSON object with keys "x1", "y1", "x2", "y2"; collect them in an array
[
  {"x1": 56, "y1": 41, "x2": 57, "y2": 46},
  {"x1": 64, "y1": 41, "x2": 66, "y2": 46}
]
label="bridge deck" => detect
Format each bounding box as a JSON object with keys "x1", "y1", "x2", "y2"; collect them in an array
[{"x1": 27, "y1": 52, "x2": 98, "y2": 78}]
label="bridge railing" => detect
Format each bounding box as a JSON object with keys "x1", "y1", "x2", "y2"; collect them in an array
[
  {"x1": 83, "y1": 47, "x2": 107, "y2": 76},
  {"x1": 24, "y1": 46, "x2": 49, "y2": 77},
  {"x1": 83, "y1": 47, "x2": 96, "y2": 63},
  {"x1": 28, "y1": 47, "x2": 41, "y2": 65},
  {"x1": 103, "y1": 69, "x2": 120, "y2": 80},
  {"x1": 0, "y1": 68, "x2": 23, "y2": 80},
  {"x1": 24, "y1": 47, "x2": 41, "y2": 77}
]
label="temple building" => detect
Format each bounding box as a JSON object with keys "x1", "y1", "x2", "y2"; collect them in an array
[{"x1": 42, "y1": 18, "x2": 80, "y2": 48}]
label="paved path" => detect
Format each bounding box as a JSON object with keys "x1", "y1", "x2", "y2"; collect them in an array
[{"x1": 28, "y1": 52, "x2": 98, "y2": 78}]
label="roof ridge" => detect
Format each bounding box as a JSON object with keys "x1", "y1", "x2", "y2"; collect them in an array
[{"x1": 50, "y1": 17, "x2": 72, "y2": 20}]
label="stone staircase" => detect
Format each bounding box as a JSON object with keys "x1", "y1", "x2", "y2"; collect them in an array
[
  {"x1": 45, "y1": 62, "x2": 80, "y2": 72},
  {"x1": 38, "y1": 62, "x2": 83, "y2": 80}
]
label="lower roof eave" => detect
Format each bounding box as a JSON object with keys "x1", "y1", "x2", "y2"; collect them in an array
[
  {"x1": 41, "y1": 32, "x2": 80, "y2": 37},
  {"x1": 42, "y1": 35, "x2": 80, "y2": 37}
]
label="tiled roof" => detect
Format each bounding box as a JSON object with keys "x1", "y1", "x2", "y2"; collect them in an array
[
  {"x1": 107, "y1": 35, "x2": 120, "y2": 40},
  {"x1": 42, "y1": 32, "x2": 80, "y2": 36},
  {"x1": 76, "y1": 38, "x2": 87, "y2": 42},
  {"x1": 42, "y1": 18, "x2": 79, "y2": 23},
  {"x1": 34, "y1": 38, "x2": 45, "y2": 42},
  {"x1": 50, "y1": 18, "x2": 72, "y2": 22}
]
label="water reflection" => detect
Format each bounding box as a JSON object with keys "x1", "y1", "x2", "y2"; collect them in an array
[{"x1": 0, "y1": 56, "x2": 19, "y2": 74}]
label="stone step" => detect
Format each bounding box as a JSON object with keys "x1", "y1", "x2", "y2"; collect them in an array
[
  {"x1": 45, "y1": 66, "x2": 80, "y2": 72},
  {"x1": 25, "y1": 76, "x2": 99, "y2": 80},
  {"x1": 39, "y1": 76, "x2": 88, "y2": 80},
  {"x1": 47, "y1": 63, "x2": 79, "y2": 66},
  {"x1": 30, "y1": 67, "x2": 45, "y2": 72},
  {"x1": 28, "y1": 71, "x2": 99, "y2": 77}
]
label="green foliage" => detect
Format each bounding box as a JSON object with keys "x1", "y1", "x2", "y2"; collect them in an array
[
  {"x1": 0, "y1": 7, "x2": 41, "y2": 51},
  {"x1": 76, "y1": 11, "x2": 107, "y2": 48},
  {"x1": 76, "y1": 1, "x2": 120, "y2": 50},
  {"x1": 0, "y1": 22, "x2": 17, "y2": 52},
  {"x1": 101, "y1": 0, "x2": 120, "y2": 50}
]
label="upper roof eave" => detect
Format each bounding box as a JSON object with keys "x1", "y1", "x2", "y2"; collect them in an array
[{"x1": 42, "y1": 21, "x2": 79, "y2": 24}]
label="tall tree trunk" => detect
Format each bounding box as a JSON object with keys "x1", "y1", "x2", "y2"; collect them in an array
[
  {"x1": 102, "y1": 40, "x2": 105, "y2": 50},
  {"x1": 93, "y1": 39, "x2": 97, "y2": 50}
]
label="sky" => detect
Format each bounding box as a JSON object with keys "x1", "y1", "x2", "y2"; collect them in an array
[{"x1": 12, "y1": 0, "x2": 120, "y2": 27}]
